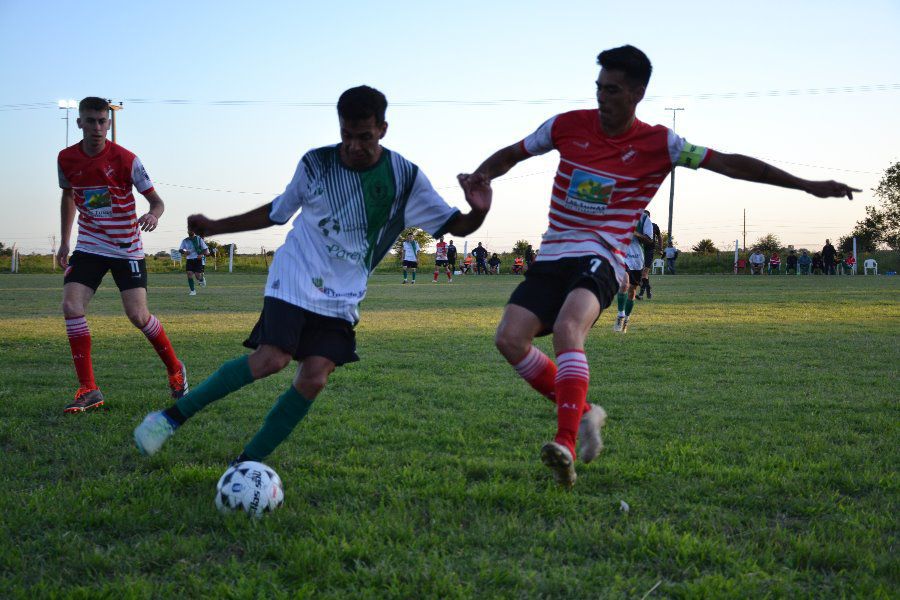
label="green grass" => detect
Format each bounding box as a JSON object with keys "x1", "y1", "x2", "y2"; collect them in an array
[{"x1": 0, "y1": 272, "x2": 897, "y2": 598}]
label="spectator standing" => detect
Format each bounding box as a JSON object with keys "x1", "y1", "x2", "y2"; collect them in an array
[
  {"x1": 822, "y1": 239, "x2": 837, "y2": 275},
  {"x1": 472, "y1": 242, "x2": 488, "y2": 274},
  {"x1": 663, "y1": 245, "x2": 678, "y2": 274}
]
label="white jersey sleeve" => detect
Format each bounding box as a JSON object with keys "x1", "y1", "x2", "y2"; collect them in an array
[
  {"x1": 179, "y1": 239, "x2": 191, "y2": 253},
  {"x1": 402, "y1": 170, "x2": 459, "y2": 236},
  {"x1": 269, "y1": 155, "x2": 315, "y2": 225},
  {"x1": 521, "y1": 116, "x2": 558, "y2": 156},
  {"x1": 641, "y1": 215, "x2": 654, "y2": 239},
  {"x1": 131, "y1": 156, "x2": 154, "y2": 193},
  {"x1": 667, "y1": 130, "x2": 709, "y2": 170}
]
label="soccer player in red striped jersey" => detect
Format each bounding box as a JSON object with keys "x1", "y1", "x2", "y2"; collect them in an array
[
  {"x1": 433, "y1": 236, "x2": 451, "y2": 282},
  {"x1": 57, "y1": 97, "x2": 187, "y2": 413},
  {"x1": 459, "y1": 45, "x2": 860, "y2": 488}
]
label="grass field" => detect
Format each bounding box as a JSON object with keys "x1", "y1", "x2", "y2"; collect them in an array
[{"x1": 0, "y1": 272, "x2": 897, "y2": 598}]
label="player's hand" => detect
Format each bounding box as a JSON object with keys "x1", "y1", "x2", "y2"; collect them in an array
[
  {"x1": 56, "y1": 243, "x2": 70, "y2": 269},
  {"x1": 804, "y1": 180, "x2": 861, "y2": 200},
  {"x1": 457, "y1": 172, "x2": 492, "y2": 214},
  {"x1": 188, "y1": 214, "x2": 216, "y2": 237},
  {"x1": 138, "y1": 212, "x2": 159, "y2": 232}
]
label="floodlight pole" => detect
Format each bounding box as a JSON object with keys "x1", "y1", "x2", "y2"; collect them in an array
[
  {"x1": 665, "y1": 107, "x2": 684, "y2": 247},
  {"x1": 108, "y1": 100, "x2": 123, "y2": 143}
]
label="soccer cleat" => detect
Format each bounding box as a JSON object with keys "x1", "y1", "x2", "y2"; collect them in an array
[
  {"x1": 402, "y1": 280, "x2": 408, "y2": 284},
  {"x1": 613, "y1": 315, "x2": 625, "y2": 332},
  {"x1": 578, "y1": 404, "x2": 608, "y2": 463},
  {"x1": 189, "y1": 290, "x2": 197, "y2": 296},
  {"x1": 541, "y1": 442, "x2": 577, "y2": 489},
  {"x1": 64, "y1": 388, "x2": 105, "y2": 413},
  {"x1": 646, "y1": 289, "x2": 652, "y2": 300},
  {"x1": 134, "y1": 411, "x2": 175, "y2": 456},
  {"x1": 411, "y1": 280, "x2": 415, "y2": 284},
  {"x1": 622, "y1": 317, "x2": 629, "y2": 333},
  {"x1": 168, "y1": 361, "x2": 189, "y2": 399},
  {"x1": 199, "y1": 277, "x2": 207, "y2": 287}
]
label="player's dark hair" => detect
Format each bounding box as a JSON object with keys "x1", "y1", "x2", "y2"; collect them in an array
[
  {"x1": 596, "y1": 45, "x2": 652, "y2": 87},
  {"x1": 337, "y1": 86, "x2": 387, "y2": 124},
  {"x1": 79, "y1": 97, "x2": 109, "y2": 113}
]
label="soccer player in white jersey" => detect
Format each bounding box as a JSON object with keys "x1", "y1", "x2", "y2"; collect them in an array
[
  {"x1": 459, "y1": 45, "x2": 859, "y2": 488},
  {"x1": 57, "y1": 96, "x2": 188, "y2": 413},
  {"x1": 134, "y1": 86, "x2": 491, "y2": 466},
  {"x1": 401, "y1": 232, "x2": 420, "y2": 284},
  {"x1": 178, "y1": 228, "x2": 210, "y2": 295},
  {"x1": 613, "y1": 213, "x2": 653, "y2": 333}
]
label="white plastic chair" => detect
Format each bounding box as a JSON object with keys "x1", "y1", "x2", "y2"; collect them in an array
[
  {"x1": 651, "y1": 258, "x2": 664, "y2": 275},
  {"x1": 863, "y1": 259, "x2": 878, "y2": 275}
]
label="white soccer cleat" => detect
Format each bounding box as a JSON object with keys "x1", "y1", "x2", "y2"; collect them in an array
[
  {"x1": 613, "y1": 315, "x2": 625, "y2": 332},
  {"x1": 189, "y1": 290, "x2": 197, "y2": 296},
  {"x1": 540, "y1": 441, "x2": 577, "y2": 489},
  {"x1": 199, "y1": 278, "x2": 207, "y2": 287},
  {"x1": 621, "y1": 317, "x2": 629, "y2": 333},
  {"x1": 134, "y1": 411, "x2": 176, "y2": 456},
  {"x1": 578, "y1": 404, "x2": 608, "y2": 463}
]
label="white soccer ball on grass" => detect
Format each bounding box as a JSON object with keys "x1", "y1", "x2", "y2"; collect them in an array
[{"x1": 215, "y1": 461, "x2": 284, "y2": 517}]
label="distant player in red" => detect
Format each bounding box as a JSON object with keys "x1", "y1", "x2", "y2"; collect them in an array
[
  {"x1": 459, "y1": 45, "x2": 860, "y2": 488},
  {"x1": 433, "y1": 235, "x2": 451, "y2": 282},
  {"x1": 57, "y1": 97, "x2": 188, "y2": 413}
]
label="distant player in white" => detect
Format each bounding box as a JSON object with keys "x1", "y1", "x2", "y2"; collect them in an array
[
  {"x1": 614, "y1": 214, "x2": 654, "y2": 333},
  {"x1": 134, "y1": 86, "x2": 492, "y2": 467},
  {"x1": 402, "y1": 233, "x2": 420, "y2": 284},
  {"x1": 178, "y1": 229, "x2": 210, "y2": 295}
]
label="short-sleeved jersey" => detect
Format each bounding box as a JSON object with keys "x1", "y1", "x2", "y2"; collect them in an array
[
  {"x1": 521, "y1": 109, "x2": 712, "y2": 285},
  {"x1": 179, "y1": 236, "x2": 209, "y2": 260},
  {"x1": 434, "y1": 241, "x2": 448, "y2": 261},
  {"x1": 57, "y1": 141, "x2": 154, "y2": 259},
  {"x1": 446, "y1": 244, "x2": 458, "y2": 261},
  {"x1": 625, "y1": 212, "x2": 654, "y2": 271},
  {"x1": 402, "y1": 240, "x2": 420, "y2": 262},
  {"x1": 266, "y1": 145, "x2": 458, "y2": 323}
]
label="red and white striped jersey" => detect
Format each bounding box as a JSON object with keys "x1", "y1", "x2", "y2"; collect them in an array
[
  {"x1": 435, "y1": 241, "x2": 448, "y2": 261},
  {"x1": 58, "y1": 141, "x2": 155, "y2": 260},
  {"x1": 521, "y1": 110, "x2": 712, "y2": 284}
]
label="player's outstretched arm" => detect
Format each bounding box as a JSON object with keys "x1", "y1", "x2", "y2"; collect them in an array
[
  {"x1": 447, "y1": 173, "x2": 493, "y2": 237},
  {"x1": 138, "y1": 190, "x2": 165, "y2": 232},
  {"x1": 702, "y1": 152, "x2": 861, "y2": 199},
  {"x1": 58, "y1": 189, "x2": 76, "y2": 269},
  {"x1": 469, "y1": 142, "x2": 531, "y2": 182},
  {"x1": 188, "y1": 202, "x2": 276, "y2": 238}
]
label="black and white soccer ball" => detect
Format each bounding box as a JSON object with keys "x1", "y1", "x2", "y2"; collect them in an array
[{"x1": 215, "y1": 461, "x2": 284, "y2": 517}]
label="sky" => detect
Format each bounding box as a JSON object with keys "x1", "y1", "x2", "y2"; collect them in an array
[{"x1": 1, "y1": 0, "x2": 898, "y2": 256}]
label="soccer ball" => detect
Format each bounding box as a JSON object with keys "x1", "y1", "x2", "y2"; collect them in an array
[{"x1": 215, "y1": 461, "x2": 284, "y2": 517}]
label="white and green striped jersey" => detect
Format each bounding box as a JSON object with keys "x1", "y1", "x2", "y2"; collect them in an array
[{"x1": 266, "y1": 145, "x2": 459, "y2": 323}]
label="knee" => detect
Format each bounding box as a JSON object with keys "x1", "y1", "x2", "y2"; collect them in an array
[
  {"x1": 552, "y1": 318, "x2": 582, "y2": 344},
  {"x1": 61, "y1": 298, "x2": 84, "y2": 318},
  {"x1": 126, "y1": 308, "x2": 150, "y2": 328},
  {"x1": 297, "y1": 372, "x2": 328, "y2": 399},
  {"x1": 495, "y1": 327, "x2": 528, "y2": 363},
  {"x1": 251, "y1": 349, "x2": 292, "y2": 378}
]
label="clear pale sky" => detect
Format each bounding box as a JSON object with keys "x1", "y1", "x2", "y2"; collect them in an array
[{"x1": 1, "y1": 0, "x2": 898, "y2": 255}]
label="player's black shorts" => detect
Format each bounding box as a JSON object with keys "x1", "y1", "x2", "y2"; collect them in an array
[
  {"x1": 642, "y1": 244, "x2": 654, "y2": 269},
  {"x1": 435, "y1": 259, "x2": 448, "y2": 267},
  {"x1": 63, "y1": 250, "x2": 147, "y2": 292},
  {"x1": 244, "y1": 297, "x2": 359, "y2": 366},
  {"x1": 402, "y1": 260, "x2": 418, "y2": 269},
  {"x1": 186, "y1": 258, "x2": 205, "y2": 273},
  {"x1": 627, "y1": 269, "x2": 642, "y2": 286},
  {"x1": 507, "y1": 256, "x2": 618, "y2": 336}
]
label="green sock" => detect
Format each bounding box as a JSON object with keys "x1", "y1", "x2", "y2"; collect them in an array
[
  {"x1": 617, "y1": 292, "x2": 626, "y2": 312},
  {"x1": 243, "y1": 385, "x2": 314, "y2": 460},
  {"x1": 403, "y1": 269, "x2": 407, "y2": 281},
  {"x1": 412, "y1": 271, "x2": 416, "y2": 281},
  {"x1": 188, "y1": 278, "x2": 195, "y2": 291},
  {"x1": 175, "y1": 355, "x2": 254, "y2": 418},
  {"x1": 625, "y1": 298, "x2": 635, "y2": 316}
]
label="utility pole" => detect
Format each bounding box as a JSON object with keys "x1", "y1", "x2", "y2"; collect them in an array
[
  {"x1": 50, "y1": 235, "x2": 57, "y2": 271},
  {"x1": 664, "y1": 107, "x2": 684, "y2": 247},
  {"x1": 107, "y1": 100, "x2": 123, "y2": 143},
  {"x1": 58, "y1": 100, "x2": 76, "y2": 146}
]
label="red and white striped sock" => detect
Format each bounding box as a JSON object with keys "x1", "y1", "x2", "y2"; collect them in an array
[
  {"x1": 140, "y1": 315, "x2": 181, "y2": 374},
  {"x1": 512, "y1": 345, "x2": 557, "y2": 402},
  {"x1": 554, "y1": 349, "x2": 590, "y2": 459},
  {"x1": 66, "y1": 316, "x2": 96, "y2": 390}
]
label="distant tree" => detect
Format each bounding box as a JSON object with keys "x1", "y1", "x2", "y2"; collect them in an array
[
  {"x1": 660, "y1": 231, "x2": 677, "y2": 249},
  {"x1": 0, "y1": 242, "x2": 10, "y2": 257},
  {"x1": 753, "y1": 234, "x2": 782, "y2": 255},
  {"x1": 691, "y1": 239, "x2": 718, "y2": 254},
  {"x1": 391, "y1": 227, "x2": 433, "y2": 258},
  {"x1": 512, "y1": 239, "x2": 531, "y2": 257},
  {"x1": 205, "y1": 239, "x2": 221, "y2": 254},
  {"x1": 871, "y1": 161, "x2": 899, "y2": 249}
]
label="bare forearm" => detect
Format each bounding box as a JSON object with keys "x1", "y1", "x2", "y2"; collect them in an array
[
  {"x1": 706, "y1": 152, "x2": 806, "y2": 190},
  {"x1": 60, "y1": 191, "x2": 75, "y2": 244},
  {"x1": 192, "y1": 203, "x2": 275, "y2": 237},
  {"x1": 474, "y1": 144, "x2": 526, "y2": 180}
]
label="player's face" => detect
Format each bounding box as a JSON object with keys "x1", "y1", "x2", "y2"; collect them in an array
[
  {"x1": 596, "y1": 69, "x2": 645, "y2": 135},
  {"x1": 77, "y1": 110, "x2": 110, "y2": 148},
  {"x1": 339, "y1": 116, "x2": 387, "y2": 169}
]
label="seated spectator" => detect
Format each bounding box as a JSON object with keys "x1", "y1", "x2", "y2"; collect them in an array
[
  {"x1": 812, "y1": 252, "x2": 824, "y2": 274},
  {"x1": 512, "y1": 256, "x2": 525, "y2": 274},
  {"x1": 462, "y1": 254, "x2": 473, "y2": 274},
  {"x1": 749, "y1": 249, "x2": 766, "y2": 275},
  {"x1": 768, "y1": 251, "x2": 781, "y2": 274},
  {"x1": 844, "y1": 253, "x2": 856, "y2": 274},
  {"x1": 786, "y1": 249, "x2": 798, "y2": 274},
  {"x1": 488, "y1": 253, "x2": 501, "y2": 274},
  {"x1": 797, "y1": 250, "x2": 812, "y2": 274}
]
